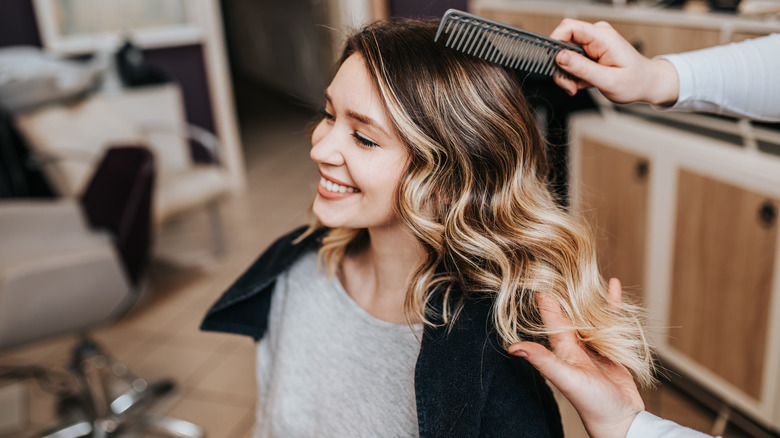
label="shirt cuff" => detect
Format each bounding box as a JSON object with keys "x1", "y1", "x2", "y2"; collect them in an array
[
  {"x1": 626, "y1": 411, "x2": 715, "y2": 438},
  {"x1": 653, "y1": 54, "x2": 693, "y2": 112}
]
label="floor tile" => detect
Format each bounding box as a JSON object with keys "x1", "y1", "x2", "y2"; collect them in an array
[
  {"x1": 162, "y1": 390, "x2": 255, "y2": 438},
  {"x1": 192, "y1": 340, "x2": 257, "y2": 400}
]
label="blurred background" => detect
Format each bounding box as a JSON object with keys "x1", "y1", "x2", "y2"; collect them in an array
[{"x1": 0, "y1": 0, "x2": 779, "y2": 437}]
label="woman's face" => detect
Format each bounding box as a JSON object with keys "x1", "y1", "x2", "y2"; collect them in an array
[{"x1": 310, "y1": 54, "x2": 409, "y2": 231}]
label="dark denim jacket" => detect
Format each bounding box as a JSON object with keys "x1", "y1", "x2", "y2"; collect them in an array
[{"x1": 201, "y1": 227, "x2": 563, "y2": 437}]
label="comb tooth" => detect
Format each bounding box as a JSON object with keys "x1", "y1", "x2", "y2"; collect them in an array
[
  {"x1": 445, "y1": 20, "x2": 464, "y2": 47},
  {"x1": 492, "y1": 31, "x2": 513, "y2": 64},
  {"x1": 490, "y1": 32, "x2": 509, "y2": 62},
  {"x1": 451, "y1": 20, "x2": 470, "y2": 50},
  {"x1": 481, "y1": 29, "x2": 500, "y2": 59},
  {"x1": 519, "y1": 42, "x2": 542, "y2": 72},
  {"x1": 480, "y1": 28, "x2": 502, "y2": 59},
  {"x1": 509, "y1": 39, "x2": 530, "y2": 69},
  {"x1": 513, "y1": 39, "x2": 534, "y2": 69},
  {"x1": 465, "y1": 25, "x2": 486, "y2": 55},
  {"x1": 514, "y1": 41, "x2": 534, "y2": 71},
  {"x1": 506, "y1": 36, "x2": 526, "y2": 67},
  {"x1": 541, "y1": 47, "x2": 557, "y2": 75},
  {"x1": 476, "y1": 28, "x2": 494, "y2": 59},
  {"x1": 541, "y1": 49, "x2": 555, "y2": 75},
  {"x1": 541, "y1": 48, "x2": 558, "y2": 76},
  {"x1": 501, "y1": 38, "x2": 518, "y2": 67},
  {"x1": 455, "y1": 22, "x2": 478, "y2": 52},
  {"x1": 495, "y1": 34, "x2": 516, "y2": 66},
  {"x1": 542, "y1": 53, "x2": 555, "y2": 76},
  {"x1": 485, "y1": 30, "x2": 504, "y2": 62},
  {"x1": 533, "y1": 45, "x2": 551, "y2": 73},
  {"x1": 470, "y1": 26, "x2": 491, "y2": 57},
  {"x1": 501, "y1": 33, "x2": 523, "y2": 66},
  {"x1": 435, "y1": 17, "x2": 454, "y2": 42},
  {"x1": 514, "y1": 39, "x2": 537, "y2": 70},
  {"x1": 531, "y1": 45, "x2": 549, "y2": 74}
]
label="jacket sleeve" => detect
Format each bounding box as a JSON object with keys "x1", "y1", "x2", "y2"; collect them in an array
[{"x1": 478, "y1": 353, "x2": 564, "y2": 438}]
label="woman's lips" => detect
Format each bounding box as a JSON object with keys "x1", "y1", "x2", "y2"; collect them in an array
[{"x1": 318, "y1": 173, "x2": 360, "y2": 200}]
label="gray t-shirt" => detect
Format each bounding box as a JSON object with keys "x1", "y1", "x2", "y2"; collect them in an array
[{"x1": 253, "y1": 251, "x2": 422, "y2": 438}]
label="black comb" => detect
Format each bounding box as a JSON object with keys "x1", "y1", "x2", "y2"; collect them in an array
[{"x1": 435, "y1": 9, "x2": 587, "y2": 79}]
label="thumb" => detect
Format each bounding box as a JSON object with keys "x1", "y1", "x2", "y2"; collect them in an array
[
  {"x1": 556, "y1": 50, "x2": 611, "y2": 88},
  {"x1": 509, "y1": 341, "x2": 581, "y2": 394}
]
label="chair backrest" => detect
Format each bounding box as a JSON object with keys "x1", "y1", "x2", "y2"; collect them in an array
[{"x1": 80, "y1": 146, "x2": 154, "y2": 286}]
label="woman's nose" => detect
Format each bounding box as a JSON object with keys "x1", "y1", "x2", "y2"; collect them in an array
[{"x1": 310, "y1": 123, "x2": 345, "y2": 166}]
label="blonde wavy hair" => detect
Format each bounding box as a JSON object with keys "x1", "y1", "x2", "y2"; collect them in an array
[{"x1": 305, "y1": 19, "x2": 654, "y2": 387}]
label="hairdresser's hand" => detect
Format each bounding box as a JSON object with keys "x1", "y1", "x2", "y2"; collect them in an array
[
  {"x1": 508, "y1": 278, "x2": 644, "y2": 438},
  {"x1": 550, "y1": 19, "x2": 679, "y2": 106}
]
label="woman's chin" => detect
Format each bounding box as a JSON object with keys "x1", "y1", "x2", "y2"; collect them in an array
[{"x1": 312, "y1": 202, "x2": 340, "y2": 228}]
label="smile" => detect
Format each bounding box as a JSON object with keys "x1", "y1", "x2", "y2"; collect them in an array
[{"x1": 319, "y1": 177, "x2": 360, "y2": 194}]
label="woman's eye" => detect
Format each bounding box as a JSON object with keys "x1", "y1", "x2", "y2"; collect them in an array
[
  {"x1": 352, "y1": 132, "x2": 379, "y2": 148},
  {"x1": 319, "y1": 108, "x2": 334, "y2": 120}
]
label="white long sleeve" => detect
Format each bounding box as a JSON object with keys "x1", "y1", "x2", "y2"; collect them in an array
[
  {"x1": 658, "y1": 33, "x2": 780, "y2": 122},
  {"x1": 626, "y1": 411, "x2": 716, "y2": 438}
]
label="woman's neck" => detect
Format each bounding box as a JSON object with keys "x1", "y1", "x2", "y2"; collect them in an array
[{"x1": 340, "y1": 224, "x2": 424, "y2": 324}]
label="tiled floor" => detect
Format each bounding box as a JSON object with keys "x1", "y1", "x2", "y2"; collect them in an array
[{"x1": 0, "y1": 86, "x2": 756, "y2": 438}]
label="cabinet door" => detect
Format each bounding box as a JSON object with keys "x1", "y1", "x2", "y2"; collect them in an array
[
  {"x1": 579, "y1": 19, "x2": 720, "y2": 57},
  {"x1": 474, "y1": 8, "x2": 563, "y2": 37},
  {"x1": 669, "y1": 170, "x2": 779, "y2": 399},
  {"x1": 731, "y1": 31, "x2": 769, "y2": 42},
  {"x1": 579, "y1": 139, "x2": 650, "y2": 303}
]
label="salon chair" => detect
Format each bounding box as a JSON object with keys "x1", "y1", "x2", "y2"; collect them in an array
[
  {"x1": 0, "y1": 146, "x2": 204, "y2": 438},
  {"x1": 13, "y1": 85, "x2": 232, "y2": 256}
]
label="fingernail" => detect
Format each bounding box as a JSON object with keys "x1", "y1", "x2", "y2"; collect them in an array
[
  {"x1": 557, "y1": 51, "x2": 570, "y2": 67},
  {"x1": 510, "y1": 348, "x2": 528, "y2": 358}
]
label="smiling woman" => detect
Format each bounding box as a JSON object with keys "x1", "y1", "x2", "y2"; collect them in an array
[
  {"x1": 310, "y1": 54, "x2": 410, "y2": 233},
  {"x1": 201, "y1": 18, "x2": 653, "y2": 438}
]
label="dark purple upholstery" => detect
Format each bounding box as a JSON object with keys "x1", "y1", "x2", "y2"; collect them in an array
[{"x1": 79, "y1": 146, "x2": 155, "y2": 287}]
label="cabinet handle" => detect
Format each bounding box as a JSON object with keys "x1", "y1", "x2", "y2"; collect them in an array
[
  {"x1": 635, "y1": 159, "x2": 650, "y2": 181},
  {"x1": 758, "y1": 201, "x2": 777, "y2": 229}
]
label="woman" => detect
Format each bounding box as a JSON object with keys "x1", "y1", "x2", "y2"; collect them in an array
[{"x1": 201, "y1": 18, "x2": 654, "y2": 437}]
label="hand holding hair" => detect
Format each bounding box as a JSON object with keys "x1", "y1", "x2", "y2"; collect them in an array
[
  {"x1": 508, "y1": 278, "x2": 644, "y2": 438},
  {"x1": 550, "y1": 19, "x2": 679, "y2": 107}
]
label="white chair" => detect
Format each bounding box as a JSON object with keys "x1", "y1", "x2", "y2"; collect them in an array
[
  {"x1": 13, "y1": 84, "x2": 231, "y2": 254},
  {"x1": 0, "y1": 146, "x2": 204, "y2": 438}
]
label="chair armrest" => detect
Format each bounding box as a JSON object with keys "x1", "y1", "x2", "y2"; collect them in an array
[{"x1": 139, "y1": 122, "x2": 222, "y2": 164}]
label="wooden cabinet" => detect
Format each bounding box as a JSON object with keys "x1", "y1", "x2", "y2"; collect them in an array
[
  {"x1": 569, "y1": 111, "x2": 780, "y2": 433},
  {"x1": 476, "y1": 9, "x2": 562, "y2": 37},
  {"x1": 588, "y1": 21, "x2": 720, "y2": 56},
  {"x1": 579, "y1": 139, "x2": 650, "y2": 304},
  {"x1": 669, "y1": 170, "x2": 778, "y2": 400}
]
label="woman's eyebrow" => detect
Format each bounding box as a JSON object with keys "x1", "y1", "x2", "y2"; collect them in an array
[
  {"x1": 346, "y1": 110, "x2": 389, "y2": 138},
  {"x1": 324, "y1": 90, "x2": 390, "y2": 138}
]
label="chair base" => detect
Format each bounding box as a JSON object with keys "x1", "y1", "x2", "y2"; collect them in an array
[{"x1": 35, "y1": 337, "x2": 204, "y2": 438}]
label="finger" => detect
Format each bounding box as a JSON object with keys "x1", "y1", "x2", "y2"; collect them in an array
[
  {"x1": 537, "y1": 293, "x2": 572, "y2": 331},
  {"x1": 509, "y1": 341, "x2": 583, "y2": 395},
  {"x1": 556, "y1": 50, "x2": 615, "y2": 89},
  {"x1": 536, "y1": 294, "x2": 584, "y2": 359},
  {"x1": 550, "y1": 18, "x2": 584, "y2": 43},
  {"x1": 607, "y1": 278, "x2": 623, "y2": 309},
  {"x1": 553, "y1": 75, "x2": 577, "y2": 96},
  {"x1": 552, "y1": 20, "x2": 605, "y2": 50}
]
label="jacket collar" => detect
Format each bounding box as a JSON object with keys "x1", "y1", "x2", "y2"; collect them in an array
[{"x1": 200, "y1": 225, "x2": 325, "y2": 340}]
